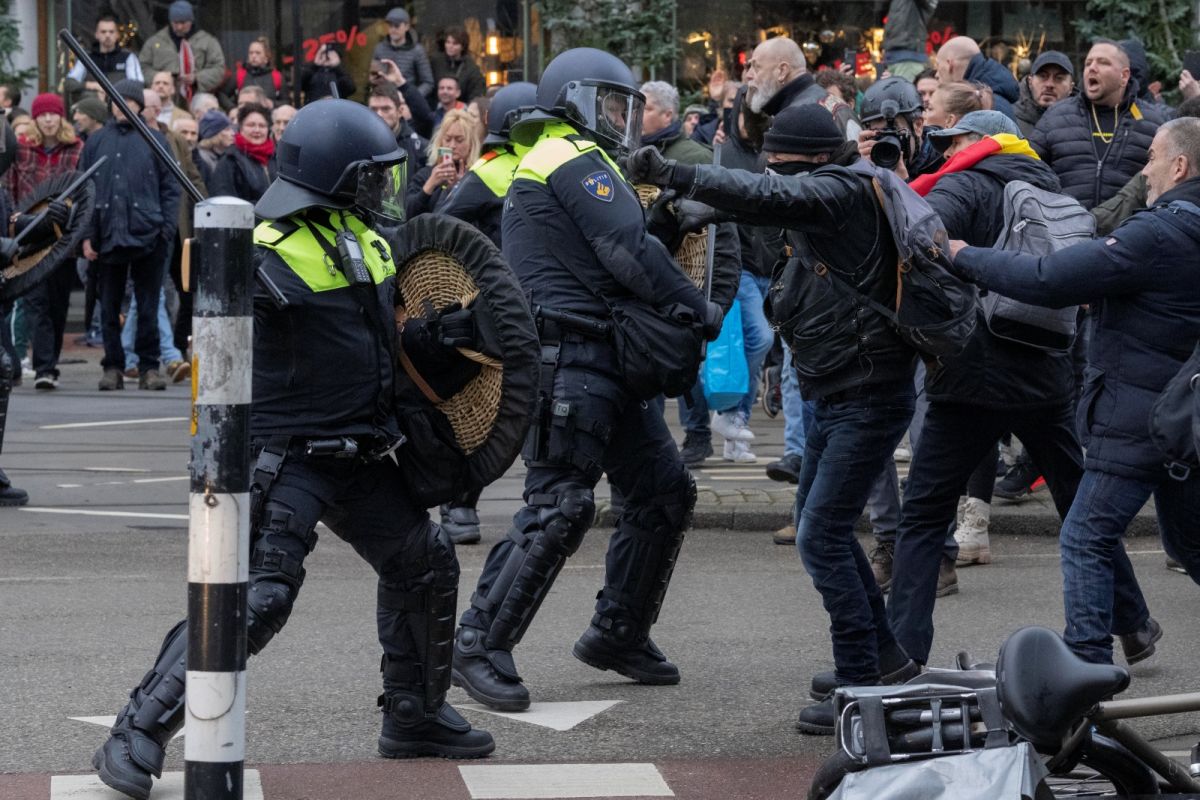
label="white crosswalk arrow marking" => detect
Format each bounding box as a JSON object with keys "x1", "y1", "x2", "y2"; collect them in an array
[
  {"x1": 458, "y1": 763, "x2": 673, "y2": 798},
  {"x1": 456, "y1": 700, "x2": 623, "y2": 731},
  {"x1": 69, "y1": 716, "x2": 184, "y2": 739},
  {"x1": 51, "y1": 770, "x2": 263, "y2": 799}
]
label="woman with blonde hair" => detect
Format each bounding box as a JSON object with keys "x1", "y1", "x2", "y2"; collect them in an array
[
  {"x1": 7, "y1": 93, "x2": 82, "y2": 389},
  {"x1": 925, "y1": 81, "x2": 989, "y2": 131},
  {"x1": 405, "y1": 107, "x2": 481, "y2": 217}
]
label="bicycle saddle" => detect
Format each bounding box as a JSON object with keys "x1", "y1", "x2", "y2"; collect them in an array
[{"x1": 996, "y1": 626, "x2": 1129, "y2": 749}]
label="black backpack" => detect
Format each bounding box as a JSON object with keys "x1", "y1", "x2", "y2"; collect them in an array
[
  {"x1": 817, "y1": 161, "x2": 979, "y2": 359},
  {"x1": 1148, "y1": 338, "x2": 1200, "y2": 480}
]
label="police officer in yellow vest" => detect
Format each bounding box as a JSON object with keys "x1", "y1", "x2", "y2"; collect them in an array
[
  {"x1": 451, "y1": 48, "x2": 724, "y2": 712},
  {"x1": 436, "y1": 81, "x2": 537, "y2": 546},
  {"x1": 93, "y1": 100, "x2": 492, "y2": 800}
]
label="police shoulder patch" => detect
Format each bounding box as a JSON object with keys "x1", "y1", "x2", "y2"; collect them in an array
[{"x1": 582, "y1": 170, "x2": 615, "y2": 202}]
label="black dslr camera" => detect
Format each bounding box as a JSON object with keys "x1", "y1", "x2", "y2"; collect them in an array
[{"x1": 871, "y1": 99, "x2": 912, "y2": 171}]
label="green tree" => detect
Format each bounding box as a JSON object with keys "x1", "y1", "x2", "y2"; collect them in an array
[
  {"x1": 1075, "y1": 0, "x2": 1191, "y2": 81},
  {"x1": 540, "y1": 0, "x2": 678, "y2": 77},
  {"x1": 0, "y1": 0, "x2": 36, "y2": 89}
]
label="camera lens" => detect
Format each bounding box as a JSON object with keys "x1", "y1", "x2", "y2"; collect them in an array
[{"x1": 872, "y1": 134, "x2": 902, "y2": 170}]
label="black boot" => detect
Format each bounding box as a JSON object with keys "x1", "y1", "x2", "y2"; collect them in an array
[
  {"x1": 93, "y1": 621, "x2": 187, "y2": 800},
  {"x1": 0, "y1": 467, "x2": 28, "y2": 506},
  {"x1": 809, "y1": 642, "x2": 920, "y2": 701},
  {"x1": 573, "y1": 622, "x2": 680, "y2": 685},
  {"x1": 450, "y1": 626, "x2": 530, "y2": 711},
  {"x1": 378, "y1": 690, "x2": 494, "y2": 759},
  {"x1": 440, "y1": 504, "x2": 482, "y2": 545},
  {"x1": 796, "y1": 696, "x2": 836, "y2": 735}
]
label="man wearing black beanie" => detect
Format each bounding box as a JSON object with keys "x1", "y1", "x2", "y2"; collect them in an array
[{"x1": 628, "y1": 104, "x2": 921, "y2": 735}]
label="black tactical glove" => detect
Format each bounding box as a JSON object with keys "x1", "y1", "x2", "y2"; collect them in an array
[
  {"x1": 46, "y1": 200, "x2": 70, "y2": 228},
  {"x1": 645, "y1": 190, "x2": 683, "y2": 251},
  {"x1": 702, "y1": 300, "x2": 724, "y2": 342},
  {"x1": 434, "y1": 302, "x2": 476, "y2": 349},
  {"x1": 625, "y1": 146, "x2": 677, "y2": 187},
  {"x1": 673, "y1": 198, "x2": 721, "y2": 235}
]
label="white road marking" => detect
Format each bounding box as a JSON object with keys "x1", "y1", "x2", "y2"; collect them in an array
[
  {"x1": 133, "y1": 476, "x2": 189, "y2": 484},
  {"x1": 457, "y1": 700, "x2": 623, "y2": 732},
  {"x1": 70, "y1": 717, "x2": 184, "y2": 739},
  {"x1": 0, "y1": 575, "x2": 152, "y2": 583},
  {"x1": 458, "y1": 763, "x2": 672, "y2": 798},
  {"x1": 41, "y1": 417, "x2": 189, "y2": 430},
  {"x1": 51, "y1": 770, "x2": 262, "y2": 799},
  {"x1": 21, "y1": 509, "x2": 188, "y2": 521},
  {"x1": 56, "y1": 476, "x2": 189, "y2": 489},
  {"x1": 83, "y1": 468, "x2": 152, "y2": 473}
]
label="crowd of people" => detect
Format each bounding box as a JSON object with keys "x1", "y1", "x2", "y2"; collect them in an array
[{"x1": 2, "y1": 0, "x2": 1199, "y2": 787}]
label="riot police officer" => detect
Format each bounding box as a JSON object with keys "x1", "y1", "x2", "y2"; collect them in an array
[
  {"x1": 92, "y1": 100, "x2": 493, "y2": 800},
  {"x1": 436, "y1": 81, "x2": 537, "y2": 545},
  {"x1": 450, "y1": 47, "x2": 722, "y2": 712}
]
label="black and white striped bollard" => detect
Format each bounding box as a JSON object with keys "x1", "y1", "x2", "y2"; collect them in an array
[{"x1": 186, "y1": 196, "x2": 255, "y2": 800}]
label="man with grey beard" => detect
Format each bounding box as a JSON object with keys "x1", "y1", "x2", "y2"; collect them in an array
[{"x1": 743, "y1": 37, "x2": 851, "y2": 134}]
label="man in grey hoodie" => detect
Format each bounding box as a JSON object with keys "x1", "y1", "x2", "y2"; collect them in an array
[{"x1": 372, "y1": 7, "x2": 434, "y2": 99}]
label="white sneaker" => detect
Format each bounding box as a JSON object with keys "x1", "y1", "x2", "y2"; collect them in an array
[
  {"x1": 954, "y1": 497, "x2": 992, "y2": 566},
  {"x1": 893, "y1": 445, "x2": 912, "y2": 462},
  {"x1": 723, "y1": 439, "x2": 758, "y2": 463},
  {"x1": 711, "y1": 411, "x2": 754, "y2": 441}
]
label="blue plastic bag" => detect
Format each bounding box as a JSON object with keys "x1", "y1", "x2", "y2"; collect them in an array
[{"x1": 702, "y1": 298, "x2": 749, "y2": 412}]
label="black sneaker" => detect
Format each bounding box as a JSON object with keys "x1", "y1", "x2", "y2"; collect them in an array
[
  {"x1": 679, "y1": 431, "x2": 713, "y2": 467},
  {"x1": 994, "y1": 456, "x2": 1043, "y2": 501},
  {"x1": 34, "y1": 373, "x2": 57, "y2": 390},
  {"x1": 796, "y1": 696, "x2": 836, "y2": 735},
  {"x1": 1165, "y1": 557, "x2": 1188, "y2": 575},
  {"x1": 765, "y1": 453, "x2": 802, "y2": 484}
]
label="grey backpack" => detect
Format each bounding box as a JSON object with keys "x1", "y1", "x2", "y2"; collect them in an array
[{"x1": 983, "y1": 180, "x2": 1095, "y2": 351}]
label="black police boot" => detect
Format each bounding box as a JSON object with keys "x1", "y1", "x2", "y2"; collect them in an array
[
  {"x1": 93, "y1": 621, "x2": 187, "y2": 800},
  {"x1": 451, "y1": 626, "x2": 530, "y2": 711},
  {"x1": 572, "y1": 621, "x2": 680, "y2": 685},
  {"x1": 797, "y1": 696, "x2": 837, "y2": 735},
  {"x1": 0, "y1": 467, "x2": 28, "y2": 506},
  {"x1": 440, "y1": 504, "x2": 482, "y2": 545},
  {"x1": 378, "y1": 690, "x2": 494, "y2": 759}
]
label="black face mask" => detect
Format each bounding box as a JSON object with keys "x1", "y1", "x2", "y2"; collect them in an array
[{"x1": 766, "y1": 160, "x2": 821, "y2": 176}]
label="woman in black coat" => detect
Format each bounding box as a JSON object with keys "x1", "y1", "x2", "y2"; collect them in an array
[{"x1": 209, "y1": 104, "x2": 277, "y2": 203}]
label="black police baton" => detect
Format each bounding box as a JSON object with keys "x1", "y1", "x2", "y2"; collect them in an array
[{"x1": 57, "y1": 28, "x2": 290, "y2": 308}]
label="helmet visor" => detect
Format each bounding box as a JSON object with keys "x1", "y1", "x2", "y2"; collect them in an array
[
  {"x1": 563, "y1": 82, "x2": 644, "y2": 153},
  {"x1": 354, "y1": 160, "x2": 408, "y2": 223}
]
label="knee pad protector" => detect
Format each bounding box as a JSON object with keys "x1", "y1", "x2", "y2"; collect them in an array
[
  {"x1": 537, "y1": 488, "x2": 595, "y2": 555},
  {"x1": 246, "y1": 578, "x2": 299, "y2": 654}
]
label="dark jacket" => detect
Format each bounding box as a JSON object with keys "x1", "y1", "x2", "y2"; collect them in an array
[
  {"x1": 500, "y1": 122, "x2": 707, "y2": 322},
  {"x1": 210, "y1": 146, "x2": 276, "y2": 205},
  {"x1": 405, "y1": 163, "x2": 456, "y2": 219},
  {"x1": 1030, "y1": 81, "x2": 1162, "y2": 209},
  {"x1": 394, "y1": 121, "x2": 428, "y2": 173},
  {"x1": 761, "y1": 74, "x2": 844, "y2": 133},
  {"x1": 717, "y1": 97, "x2": 777, "y2": 281},
  {"x1": 953, "y1": 177, "x2": 1200, "y2": 480},
  {"x1": 399, "y1": 81, "x2": 435, "y2": 140},
  {"x1": 1091, "y1": 172, "x2": 1148, "y2": 236},
  {"x1": 439, "y1": 146, "x2": 519, "y2": 245},
  {"x1": 923, "y1": 150, "x2": 1076, "y2": 408},
  {"x1": 230, "y1": 63, "x2": 289, "y2": 106},
  {"x1": 1013, "y1": 78, "x2": 1046, "y2": 138},
  {"x1": 883, "y1": 0, "x2": 938, "y2": 57},
  {"x1": 429, "y1": 50, "x2": 485, "y2": 104},
  {"x1": 963, "y1": 53, "x2": 1021, "y2": 122},
  {"x1": 645, "y1": 120, "x2": 712, "y2": 166},
  {"x1": 373, "y1": 32, "x2": 434, "y2": 98},
  {"x1": 300, "y1": 64, "x2": 356, "y2": 103},
  {"x1": 675, "y1": 159, "x2": 915, "y2": 399},
  {"x1": 80, "y1": 120, "x2": 181, "y2": 256}
]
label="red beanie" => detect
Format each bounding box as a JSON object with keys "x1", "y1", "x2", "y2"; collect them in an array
[{"x1": 31, "y1": 93, "x2": 66, "y2": 119}]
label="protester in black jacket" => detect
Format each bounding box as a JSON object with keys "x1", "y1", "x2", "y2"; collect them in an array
[
  {"x1": 209, "y1": 104, "x2": 277, "y2": 203},
  {"x1": 744, "y1": 36, "x2": 851, "y2": 134},
  {"x1": 951, "y1": 118, "x2": 1200, "y2": 664},
  {"x1": 1030, "y1": 40, "x2": 1162, "y2": 209},
  {"x1": 80, "y1": 79, "x2": 181, "y2": 391},
  {"x1": 889, "y1": 110, "x2": 1157, "y2": 670},
  {"x1": 429, "y1": 27, "x2": 485, "y2": 105},
  {"x1": 935, "y1": 36, "x2": 1021, "y2": 121},
  {"x1": 301, "y1": 43, "x2": 356, "y2": 103},
  {"x1": 629, "y1": 104, "x2": 921, "y2": 736}
]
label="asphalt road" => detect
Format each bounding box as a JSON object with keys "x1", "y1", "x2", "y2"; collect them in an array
[{"x1": 2, "y1": 349, "x2": 1198, "y2": 800}]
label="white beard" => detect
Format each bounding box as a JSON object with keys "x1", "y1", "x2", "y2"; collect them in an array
[{"x1": 748, "y1": 74, "x2": 781, "y2": 114}]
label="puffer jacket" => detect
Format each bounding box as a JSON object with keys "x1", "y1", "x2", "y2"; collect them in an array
[
  {"x1": 373, "y1": 31, "x2": 434, "y2": 98},
  {"x1": 80, "y1": 120, "x2": 181, "y2": 255},
  {"x1": 953, "y1": 177, "x2": 1200, "y2": 479},
  {"x1": 921, "y1": 144, "x2": 1075, "y2": 408},
  {"x1": 1030, "y1": 81, "x2": 1163, "y2": 209},
  {"x1": 675, "y1": 158, "x2": 915, "y2": 399}
]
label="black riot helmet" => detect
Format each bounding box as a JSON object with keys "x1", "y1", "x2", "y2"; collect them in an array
[
  {"x1": 513, "y1": 47, "x2": 645, "y2": 155},
  {"x1": 860, "y1": 76, "x2": 923, "y2": 123},
  {"x1": 483, "y1": 81, "x2": 537, "y2": 147},
  {"x1": 255, "y1": 99, "x2": 407, "y2": 222}
]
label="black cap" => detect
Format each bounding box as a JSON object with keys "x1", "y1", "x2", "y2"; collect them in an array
[
  {"x1": 1031, "y1": 50, "x2": 1074, "y2": 77},
  {"x1": 762, "y1": 104, "x2": 844, "y2": 155}
]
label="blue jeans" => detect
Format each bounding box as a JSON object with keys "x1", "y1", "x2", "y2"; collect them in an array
[
  {"x1": 781, "y1": 346, "x2": 809, "y2": 456},
  {"x1": 123, "y1": 286, "x2": 183, "y2": 369},
  {"x1": 1061, "y1": 468, "x2": 1200, "y2": 664},
  {"x1": 794, "y1": 382, "x2": 915, "y2": 684},
  {"x1": 734, "y1": 273, "x2": 774, "y2": 419}
]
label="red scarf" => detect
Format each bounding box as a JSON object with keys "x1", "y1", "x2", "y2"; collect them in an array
[
  {"x1": 178, "y1": 38, "x2": 195, "y2": 104},
  {"x1": 909, "y1": 134, "x2": 1041, "y2": 196},
  {"x1": 235, "y1": 132, "x2": 275, "y2": 165}
]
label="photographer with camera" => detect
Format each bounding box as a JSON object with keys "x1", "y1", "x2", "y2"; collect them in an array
[{"x1": 856, "y1": 77, "x2": 943, "y2": 180}]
